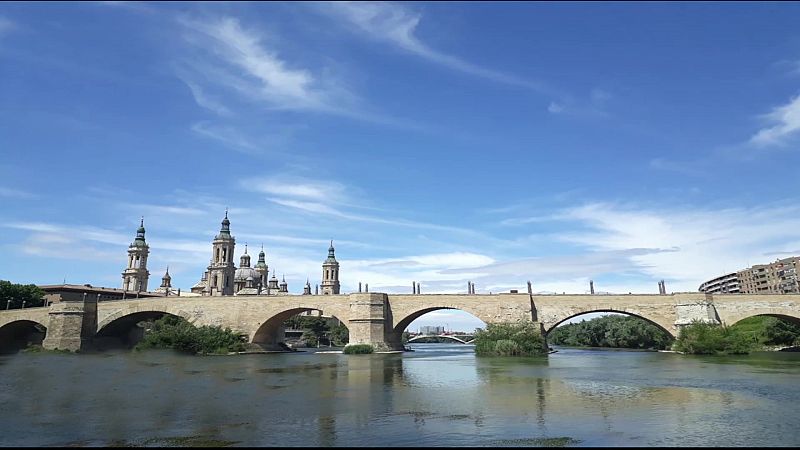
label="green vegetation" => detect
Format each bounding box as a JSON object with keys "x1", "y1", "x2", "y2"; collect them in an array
[
  {"x1": 330, "y1": 322, "x2": 349, "y2": 346},
  {"x1": 730, "y1": 316, "x2": 800, "y2": 348},
  {"x1": 674, "y1": 316, "x2": 800, "y2": 355},
  {"x1": 473, "y1": 321, "x2": 547, "y2": 357},
  {"x1": 548, "y1": 315, "x2": 674, "y2": 350},
  {"x1": 343, "y1": 344, "x2": 374, "y2": 354},
  {"x1": 283, "y1": 315, "x2": 349, "y2": 347},
  {"x1": 0, "y1": 280, "x2": 45, "y2": 309},
  {"x1": 134, "y1": 315, "x2": 247, "y2": 355}
]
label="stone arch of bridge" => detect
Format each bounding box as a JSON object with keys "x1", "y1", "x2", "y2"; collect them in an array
[
  {"x1": 722, "y1": 310, "x2": 800, "y2": 327},
  {"x1": 250, "y1": 307, "x2": 350, "y2": 349},
  {"x1": 0, "y1": 319, "x2": 47, "y2": 353},
  {"x1": 95, "y1": 309, "x2": 192, "y2": 349},
  {"x1": 390, "y1": 306, "x2": 489, "y2": 349},
  {"x1": 729, "y1": 312, "x2": 800, "y2": 327},
  {"x1": 97, "y1": 307, "x2": 193, "y2": 334},
  {"x1": 544, "y1": 309, "x2": 676, "y2": 339},
  {"x1": 392, "y1": 306, "x2": 491, "y2": 334}
]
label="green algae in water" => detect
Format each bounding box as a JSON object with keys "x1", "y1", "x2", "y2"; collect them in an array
[{"x1": 492, "y1": 437, "x2": 582, "y2": 447}]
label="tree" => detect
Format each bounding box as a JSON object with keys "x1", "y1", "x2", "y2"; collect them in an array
[
  {"x1": 0, "y1": 280, "x2": 45, "y2": 309},
  {"x1": 330, "y1": 323, "x2": 349, "y2": 346}
]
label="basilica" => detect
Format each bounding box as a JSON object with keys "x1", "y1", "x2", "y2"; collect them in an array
[{"x1": 120, "y1": 212, "x2": 341, "y2": 297}]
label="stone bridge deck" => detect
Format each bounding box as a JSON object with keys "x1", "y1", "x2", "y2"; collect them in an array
[{"x1": 0, "y1": 292, "x2": 797, "y2": 351}]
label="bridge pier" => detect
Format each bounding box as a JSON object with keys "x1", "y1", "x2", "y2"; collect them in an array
[
  {"x1": 347, "y1": 293, "x2": 402, "y2": 351},
  {"x1": 42, "y1": 294, "x2": 97, "y2": 352}
]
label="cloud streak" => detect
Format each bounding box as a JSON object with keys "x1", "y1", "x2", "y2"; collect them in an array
[
  {"x1": 178, "y1": 15, "x2": 361, "y2": 115},
  {"x1": 750, "y1": 92, "x2": 800, "y2": 147},
  {"x1": 321, "y1": 2, "x2": 556, "y2": 95}
]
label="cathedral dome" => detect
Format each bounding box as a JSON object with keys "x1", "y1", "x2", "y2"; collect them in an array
[{"x1": 235, "y1": 266, "x2": 259, "y2": 282}]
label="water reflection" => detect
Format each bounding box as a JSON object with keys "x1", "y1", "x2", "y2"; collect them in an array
[{"x1": 0, "y1": 345, "x2": 798, "y2": 446}]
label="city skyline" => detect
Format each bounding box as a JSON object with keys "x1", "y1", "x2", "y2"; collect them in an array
[{"x1": 2, "y1": 2, "x2": 800, "y2": 331}]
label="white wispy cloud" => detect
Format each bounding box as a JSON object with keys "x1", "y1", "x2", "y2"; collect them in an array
[
  {"x1": 750, "y1": 92, "x2": 800, "y2": 147},
  {"x1": 178, "y1": 16, "x2": 359, "y2": 114},
  {"x1": 190, "y1": 121, "x2": 262, "y2": 154},
  {"x1": 0, "y1": 16, "x2": 15, "y2": 36},
  {"x1": 181, "y1": 79, "x2": 232, "y2": 116},
  {"x1": 244, "y1": 176, "x2": 349, "y2": 203},
  {"x1": 548, "y1": 88, "x2": 612, "y2": 117},
  {"x1": 554, "y1": 202, "x2": 800, "y2": 290},
  {"x1": 319, "y1": 2, "x2": 554, "y2": 95},
  {"x1": 0, "y1": 187, "x2": 36, "y2": 198}
]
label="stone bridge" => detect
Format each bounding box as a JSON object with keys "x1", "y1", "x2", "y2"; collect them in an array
[{"x1": 0, "y1": 292, "x2": 798, "y2": 352}]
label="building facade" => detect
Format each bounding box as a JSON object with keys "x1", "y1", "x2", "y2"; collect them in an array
[
  {"x1": 736, "y1": 257, "x2": 800, "y2": 294},
  {"x1": 700, "y1": 256, "x2": 800, "y2": 294},
  {"x1": 188, "y1": 213, "x2": 339, "y2": 296},
  {"x1": 698, "y1": 272, "x2": 741, "y2": 294}
]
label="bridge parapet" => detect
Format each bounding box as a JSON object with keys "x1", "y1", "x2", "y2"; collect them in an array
[{"x1": 1, "y1": 291, "x2": 798, "y2": 352}]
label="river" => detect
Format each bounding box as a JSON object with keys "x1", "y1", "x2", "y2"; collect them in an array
[{"x1": 0, "y1": 344, "x2": 798, "y2": 447}]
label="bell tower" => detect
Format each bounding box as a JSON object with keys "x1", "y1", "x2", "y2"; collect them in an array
[
  {"x1": 321, "y1": 240, "x2": 340, "y2": 295},
  {"x1": 122, "y1": 218, "x2": 150, "y2": 292},
  {"x1": 207, "y1": 210, "x2": 236, "y2": 296}
]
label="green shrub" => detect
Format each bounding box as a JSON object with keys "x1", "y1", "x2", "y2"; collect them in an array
[
  {"x1": 548, "y1": 315, "x2": 674, "y2": 350},
  {"x1": 473, "y1": 321, "x2": 547, "y2": 357},
  {"x1": 135, "y1": 315, "x2": 247, "y2": 355},
  {"x1": 343, "y1": 344, "x2": 374, "y2": 354},
  {"x1": 673, "y1": 320, "x2": 758, "y2": 355}
]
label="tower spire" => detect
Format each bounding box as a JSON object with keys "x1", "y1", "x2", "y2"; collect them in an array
[{"x1": 123, "y1": 218, "x2": 150, "y2": 292}]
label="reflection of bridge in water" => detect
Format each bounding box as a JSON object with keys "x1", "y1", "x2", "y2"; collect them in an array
[{"x1": 407, "y1": 334, "x2": 475, "y2": 344}]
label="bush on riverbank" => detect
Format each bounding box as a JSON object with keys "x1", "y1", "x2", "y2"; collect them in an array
[
  {"x1": 343, "y1": 344, "x2": 374, "y2": 354},
  {"x1": 731, "y1": 316, "x2": 800, "y2": 348},
  {"x1": 134, "y1": 315, "x2": 247, "y2": 355},
  {"x1": 673, "y1": 320, "x2": 755, "y2": 355},
  {"x1": 548, "y1": 315, "x2": 674, "y2": 350},
  {"x1": 473, "y1": 322, "x2": 547, "y2": 357},
  {"x1": 674, "y1": 316, "x2": 800, "y2": 355}
]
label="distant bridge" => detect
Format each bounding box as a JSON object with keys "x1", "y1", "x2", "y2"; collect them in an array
[
  {"x1": 0, "y1": 292, "x2": 798, "y2": 352},
  {"x1": 407, "y1": 334, "x2": 475, "y2": 344}
]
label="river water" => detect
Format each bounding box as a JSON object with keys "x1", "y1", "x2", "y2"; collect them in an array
[{"x1": 0, "y1": 344, "x2": 798, "y2": 447}]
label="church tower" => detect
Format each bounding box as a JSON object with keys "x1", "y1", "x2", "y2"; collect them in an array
[
  {"x1": 207, "y1": 210, "x2": 236, "y2": 296},
  {"x1": 321, "y1": 240, "x2": 340, "y2": 295},
  {"x1": 255, "y1": 244, "x2": 269, "y2": 289},
  {"x1": 122, "y1": 218, "x2": 150, "y2": 292},
  {"x1": 279, "y1": 275, "x2": 288, "y2": 293}
]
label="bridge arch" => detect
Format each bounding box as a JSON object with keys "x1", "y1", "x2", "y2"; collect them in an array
[
  {"x1": 730, "y1": 313, "x2": 800, "y2": 326},
  {"x1": 251, "y1": 307, "x2": 349, "y2": 350},
  {"x1": 0, "y1": 319, "x2": 47, "y2": 353},
  {"x1": 722, "y1": 310, "x2": 800, "y2": 328},
  {"x1": 544, "y1": 309, "x2": 676, "y2": 339},
  {"x1": 390, "y1": 306, "x2": 488, "y2": 349},
  {"x1": 95, "y1": 309, "x2": 191, "y2": 349}
]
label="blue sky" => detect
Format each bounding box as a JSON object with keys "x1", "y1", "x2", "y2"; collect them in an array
[{"x1": 2, "y1": 2, "x2": 800, "y2": 332}]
